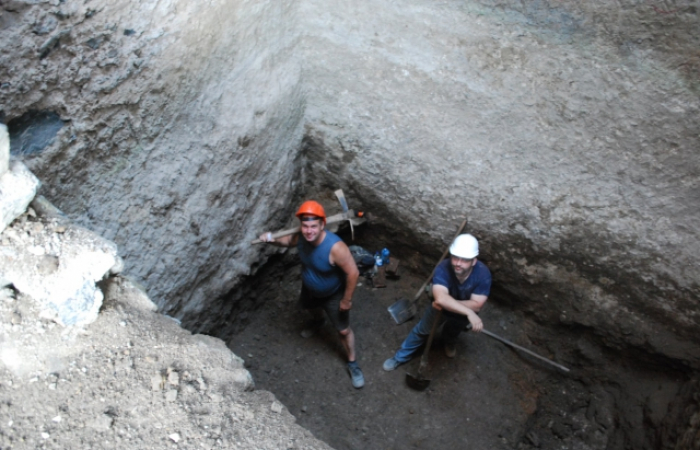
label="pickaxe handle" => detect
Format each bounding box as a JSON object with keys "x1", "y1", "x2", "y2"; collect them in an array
[
  {"x1": 251, "y1": 209, "x2": 364, "y2": 244},
  {"x1": 334, "y1": 189, "x2": 355, "y2": 240},
  {"x1": 412, "y1": 219, "x2": 468, "y2": 302}
]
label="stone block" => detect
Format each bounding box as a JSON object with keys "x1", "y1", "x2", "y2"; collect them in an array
[
  {"x1": 230, "y1": 368, "x2": 255, "y2": 391},
  {"x1": 0, "y1": 124, "x2": 8, "y2": 176},
  {"x1": 101, "y1": 275, "x2": 157, "y2": 312},
  {"x1": 0, "y1": 220, "x2": 119, "y2": 327},
  {"x1": 0, "y1": 161, "x2": 40, "y2": 233},
  {"x1": 30, "y1": 195, "x2": 68, "y2": 222}
]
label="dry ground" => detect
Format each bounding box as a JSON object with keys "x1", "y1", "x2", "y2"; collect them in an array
[
  {"x1": 226, "y1": 258, "x2": 575, "y2": 450},
  {"x1": 222, "y1": 228, "x2": 693, "y2": 450}
]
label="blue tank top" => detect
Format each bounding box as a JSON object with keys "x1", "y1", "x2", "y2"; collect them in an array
[{"x1": 297, "y1": 231, "x2": 345, "y2": 298}]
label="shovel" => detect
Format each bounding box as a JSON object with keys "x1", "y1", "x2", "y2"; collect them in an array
[
  {"x1": 388, "y1": 219, "x2": 468, "y2": 325},
  {"x1": 405, "y1": 310, "x2": 442, "y2": 391}
]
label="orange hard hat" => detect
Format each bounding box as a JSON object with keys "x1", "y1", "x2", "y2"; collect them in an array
[{"x1": 295, "y1": 200, "x2": 326, "y2": 223}]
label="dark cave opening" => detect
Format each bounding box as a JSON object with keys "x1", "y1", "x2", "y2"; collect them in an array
[{"x1": 7, "y1": 110, "x2": 65, "y2": 156}]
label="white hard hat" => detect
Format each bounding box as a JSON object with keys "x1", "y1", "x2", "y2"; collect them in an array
[{"x1": 449, "y1": 234, "x2": 479, "y2": 259}]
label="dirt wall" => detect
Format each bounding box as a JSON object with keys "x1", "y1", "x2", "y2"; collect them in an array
[
  {"x1": 1, "y1": 0, "x2": 306, "y2": 327},
  {"x1": 297, "y1": 0, "x2": 700, "y2": 367},
  {"x1": 3, "y1": 0, "x2": 699, "y2": 369}
]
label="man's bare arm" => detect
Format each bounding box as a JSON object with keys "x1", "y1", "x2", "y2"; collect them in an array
[
  {"x1": 432, "y1": 285, "x2": 487, "y2": 332},
  {"x1": 461, "y1": 294, "x2": 488, "y2": 313},
  {"x1": 330, "y1": 242, "x2": 360, "y2": 312},
  {"x1": 258, "y1": 232, "x2": 299, "y2": 247}
]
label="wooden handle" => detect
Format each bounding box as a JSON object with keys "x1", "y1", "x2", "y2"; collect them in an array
[
  {"x1": 412, "y1": 219, "x2": 468, "y2": 302},
  {"x1": 251, "y1": 209, "x2": 362, "y2": 244},
  {"x1": 481, "y1": 329, "x2": 570, "y2": 372},
  {"x1": 251, "y1": 226, "x2": 302, "y2": 244},
  {"x1": 417, "y1": 310, "x2": 443, "y2": 375}
]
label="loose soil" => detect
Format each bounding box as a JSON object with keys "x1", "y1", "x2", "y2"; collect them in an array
[
  {"x1": 223, "y1": 240, "x2": 694, "y2": 450},
  {"x1": 0, "y1": 211, "x2": 331, "y2": 450},
  {"x1": 225, "y1": 253, "x2": 568, "y2": 449}
]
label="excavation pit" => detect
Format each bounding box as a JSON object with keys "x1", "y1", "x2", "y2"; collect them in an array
[
  {"x1": 3, "y1": 0, "x2": 699, "y2": 448},
  {"x1": 214, "y1": 225, "x2": 697, "y2": 450}
]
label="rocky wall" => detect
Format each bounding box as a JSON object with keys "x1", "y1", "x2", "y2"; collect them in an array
[
  {"x1": 298, "y1": 0, "x2": 700, "y2": 366},
  {"x1": 3, "y1": 0, "x2": 699, "y2": 368},
  {"x1": 1, "y1": 0, "x2": 306, "y2": 327}
]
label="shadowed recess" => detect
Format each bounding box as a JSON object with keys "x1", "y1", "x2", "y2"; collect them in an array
[{"x1": 8, "y1": 110, "x2": 64, "y2": 156}]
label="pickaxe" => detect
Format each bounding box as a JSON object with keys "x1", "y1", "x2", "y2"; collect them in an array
[{"x1": 251, "y1": 189, "x2": 365, "y2": 244}]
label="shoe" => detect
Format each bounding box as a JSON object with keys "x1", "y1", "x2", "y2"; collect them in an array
[
  {"x1": 300, "y1": 319, "x2": 326, "y2": 338},
  {"x1": 445, "y1": 343, "x2": 456, "y2": 358},
  {"x1": 347, "y1": 362, "x2": 365, "y2": 388},
  {"x1": 383, "y1": 357, "x2": 402, "y2": 371}
]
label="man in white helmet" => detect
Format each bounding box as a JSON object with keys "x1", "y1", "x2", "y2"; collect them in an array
[{"x1": 383, "y1": 234, "x2": 492, "y2": 370}]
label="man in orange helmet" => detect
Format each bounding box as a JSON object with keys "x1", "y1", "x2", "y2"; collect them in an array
[{"x1": 259, "y1": 200, "x2": 364, "y2": 388}]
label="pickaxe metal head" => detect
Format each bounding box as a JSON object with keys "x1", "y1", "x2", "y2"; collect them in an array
[{"x1": 335, "y1": 189, "x2": 356, "y2": 240}]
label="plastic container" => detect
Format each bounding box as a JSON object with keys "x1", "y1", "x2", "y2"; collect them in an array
[
  {"x1": 374, "y1": 253, "x2": 383, "y2": 267},
  {"x1": 381, "y1": 248, "x2": 390, "y2": 265}
]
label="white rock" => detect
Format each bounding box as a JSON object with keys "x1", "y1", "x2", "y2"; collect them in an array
[
  {"x1": 87, "y1": 415, "x2": 113, "y2": 431},
  {"x1": 0, "y1": 222, "x2": 118, "y2": 327},
  {"x1": 167, "y1": 370, "x2": 179, "y2": 386},
  {"x1": 0, "y1": 161, "x2": 40, "y2": 234},
  {"x1": 165, "y1": 389, "x2": 178, "y2": 402},
  {"x1": 27, "y1": 246, "x2": 45, "y2": 256},
  {"x1": 271, "y1": 402, "x2": 283, "y2": 413},
  {"x1": 151, "y1": 374, "x2": 163, "y2": 391},
  {"x1": 0, "y1": 124, "x2": 7, "y2": 176},
  {"x1": 206, "y1": 393, "x2": 223, "y2": 403},
  {"x1": 230, "y1": 368, "x2": 255, "y2": 391}
]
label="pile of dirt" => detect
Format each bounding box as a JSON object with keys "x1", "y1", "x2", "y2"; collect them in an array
[{"x1": 0, "y1": 211, "x2": 331, "y2": 450}]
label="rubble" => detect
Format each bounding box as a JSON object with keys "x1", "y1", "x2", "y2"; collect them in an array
[{"x1": 0, "y1": 161, "x2": 331, "y2": 450}]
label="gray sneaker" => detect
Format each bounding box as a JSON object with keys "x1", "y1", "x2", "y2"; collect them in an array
[
  {"x1": 347, "y1": 362, "x2": 364, "y2": 388},
  {"x1": 383, "y1": 357, "x2": 403, "y2": 371}
]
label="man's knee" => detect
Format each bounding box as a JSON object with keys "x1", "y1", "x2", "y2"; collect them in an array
[{"x1": 339, "y1": 327, "x2": 352, "y2": 336}]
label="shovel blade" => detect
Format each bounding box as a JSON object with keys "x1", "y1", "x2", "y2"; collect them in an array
[
  {"x1": 388, "y1": 298, "x2": 417, "y2": 325},
  {"x1": 405, "y1": 371, "x2": 431, "y2": 391}
]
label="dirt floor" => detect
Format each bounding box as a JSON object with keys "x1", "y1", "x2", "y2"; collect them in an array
[
  {"x1": 223, "y1": 235, "x2": 696, "y2": 450},
  {"x1": 2, "y1": 209, "x2": 696, "y2": 450},
  {"x1": 226, "y1": 252, "x2": 572, "y2": 450}
]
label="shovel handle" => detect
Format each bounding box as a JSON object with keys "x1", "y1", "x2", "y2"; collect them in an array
[
  {"x1": 417, "y1": 310, "x2": 443, "y2": 375},
  {"x1": 413, "y1": 219, "x2": 468, "y2": 302},
  {"x1": 481, "y1": 329, "x2": 570, "y2": 373}
]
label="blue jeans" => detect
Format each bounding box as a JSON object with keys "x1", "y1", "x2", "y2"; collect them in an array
[{"x1": 394, "y1": 304, "x2": 472, "y2": 363}]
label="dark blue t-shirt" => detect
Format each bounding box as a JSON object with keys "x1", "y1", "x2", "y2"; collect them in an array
[{"x1": 432, "y1": 259, "x2": 491, "y2": 319}]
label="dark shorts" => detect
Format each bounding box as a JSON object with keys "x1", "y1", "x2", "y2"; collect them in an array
[{"x1": 299, "y1": 285, "x2": 350, "y2": 332}]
